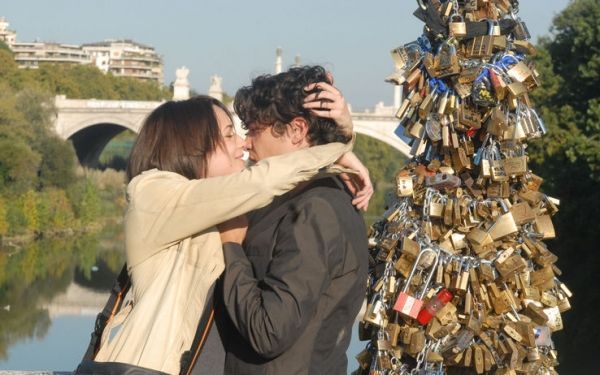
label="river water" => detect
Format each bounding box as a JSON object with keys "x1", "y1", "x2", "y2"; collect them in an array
[{"x1": 0, "y1": 224, "x2": 366, "y2": 373}]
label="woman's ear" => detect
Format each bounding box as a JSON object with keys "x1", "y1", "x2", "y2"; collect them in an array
[{"x1": 289, "y1": 117, "x2": 309, "y2": 145}]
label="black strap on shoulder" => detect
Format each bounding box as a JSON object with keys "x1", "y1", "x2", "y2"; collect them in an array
[
  {"x1": 81, "y1": 263, "x2": 131, "y2": 361},
  {"x1": 179, "y1": 291, "x2": 215, "y2": 375},
  {"x1": 80, "y1": 263, "x2": 216, "y2": 375}
]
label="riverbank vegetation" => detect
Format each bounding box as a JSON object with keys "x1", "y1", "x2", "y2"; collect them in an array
[{"x1": 0, "y1": 44, "x2": 169, "y2": 241}]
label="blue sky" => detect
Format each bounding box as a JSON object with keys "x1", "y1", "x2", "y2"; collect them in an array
[{"x1": 3, "y1": 0, "x2": 569, "y2": 109}]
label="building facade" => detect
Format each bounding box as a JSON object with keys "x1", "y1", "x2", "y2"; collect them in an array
[
  {"x1": 0, "y1": 17, "x2": 17, "y2": 46},
  {"x1": 0, "y1": 17, "x2": 163, "y2": 83},
  {"x1": 83, "y1": 40, "x2": 163, "y2": 83},
  {"x1": 11, "y1": 42, "x2": 93, "y2": 68}
]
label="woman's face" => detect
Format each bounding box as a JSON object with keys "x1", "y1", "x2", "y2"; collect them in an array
[{"x1": 205, "y1": 105, "x2": 246, "y2": 178}]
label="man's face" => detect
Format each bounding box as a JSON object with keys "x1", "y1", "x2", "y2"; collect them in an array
[{"x1": 244, "y1": 123, "x2": 296, "y2": 162}]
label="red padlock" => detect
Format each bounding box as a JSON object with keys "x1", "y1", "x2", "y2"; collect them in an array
[{"x1": 393, "y1": 247, "x2": 439, "y2": 319}]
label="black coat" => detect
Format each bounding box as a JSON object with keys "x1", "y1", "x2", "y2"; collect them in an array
[{"x1": 217, "y1": 177, "x2": 368, "y2": 375}]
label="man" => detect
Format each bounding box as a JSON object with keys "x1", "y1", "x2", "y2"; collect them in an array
[{"x1": 216, "y1": 66, "x2": 369, "y2": 375}]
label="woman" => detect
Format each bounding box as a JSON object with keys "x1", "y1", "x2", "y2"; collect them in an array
[{"x1": 78, "y1": 87, "x2": 370, "y2": 374}]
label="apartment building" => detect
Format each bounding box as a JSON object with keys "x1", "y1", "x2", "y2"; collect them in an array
[
  {"x1": 1, "y1": 17, "x2": 163, "y2": 83},
  {"x1": 83, "y1": 40, "x2": 163, "y2": 82}
]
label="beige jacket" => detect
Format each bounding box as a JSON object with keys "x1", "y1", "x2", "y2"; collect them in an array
[{"x1": 94, "y1": 140, "x2": 352, "y2": 374}]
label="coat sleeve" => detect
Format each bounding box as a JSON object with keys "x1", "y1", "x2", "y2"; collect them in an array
[
  {"x1": 220, "y1": 197, "x2": 342, "y2": 358},
  {"x1": 128, "y1": 140, "x2": 352, "y2": 249}
]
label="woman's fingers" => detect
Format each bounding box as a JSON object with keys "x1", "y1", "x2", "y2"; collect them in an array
[
  {"x1": 304, "y1": 81, "x2": 340, "y2": 95},
  {"x1": 303, "y1": 90, "x2": 338, "y2": 103},
  {"x1": 341, "y1": 168, "x2": 373, "y2": 212},
  {"x1": 305, "y1": 109, "x2": 335, "y2": 118},
  {"x1": 352, "y1": 196, "x2": 370, "y2": 211},
  {"x1": 326, "y1": 71, "x2": 334, "y2": 84},
  {"x1": 304, "y1": 80, "x2": 352, "y2": 134},
  {"x1": 352, "y1": 192, "x2": 371, "y2": 211},
  {"x1": 339, "y1": 173, "x2": 358, "y2": 195}
]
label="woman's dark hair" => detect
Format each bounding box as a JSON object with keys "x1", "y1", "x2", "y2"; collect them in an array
[
  {"x1": 127, "y1": 95, "x2": 231, "y2": 182},
  {"x1": 234, "y1": 65, "x2": 351, "y2": 145}
]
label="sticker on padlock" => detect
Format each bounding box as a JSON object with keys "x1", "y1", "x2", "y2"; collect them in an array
[
  {"x1": 393, "y1": 248, "x2": 439, "y2": 319},
  {"x1": 363, "y1": 293, "x2": 387, "y2": 327}
]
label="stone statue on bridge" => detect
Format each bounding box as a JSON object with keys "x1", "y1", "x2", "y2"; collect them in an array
[
  {"x1": 173, "y1": 66, "x2": 190, "y2": 101},
  {"x1": 208, "y1": 75, "x2": 223, "y2": 102}
]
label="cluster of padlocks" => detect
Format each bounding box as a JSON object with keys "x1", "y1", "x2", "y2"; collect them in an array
[{"x1": 355, "y1": 1, "x2": 571, "y2": 374}]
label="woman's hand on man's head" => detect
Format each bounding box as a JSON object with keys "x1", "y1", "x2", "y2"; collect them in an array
[{"x1": 303, "y1": 77, "x2": 353, "y2": 138}]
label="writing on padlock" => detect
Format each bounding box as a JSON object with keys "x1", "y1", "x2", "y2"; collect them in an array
[{"x1": 363, "y1": 293, "x2": 387, "y2": 327}]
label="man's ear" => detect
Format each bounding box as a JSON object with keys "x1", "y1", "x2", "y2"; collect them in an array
[{"x1": 289, "y1": 117, "x2": 309, "y2": 145}]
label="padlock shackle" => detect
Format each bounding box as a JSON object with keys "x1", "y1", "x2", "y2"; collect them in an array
[
  {"x1": 486, "y1": 20, "x2": 494, "y2": 36},
  {"x1": 435, "y1": 41, "x2": 457, "y2": 55},
  {"x1": 417, "y1": 254, "x2": 440, "y2": 299},
  {"x1": 401, "y1": 247, "x2": 439, "y2": 295},
  {"x1": 417, "y1": 0, "x2": 427, "y2": 10},
  {"x1": 449, "y1": 12, "x2": 464, "y2": 22}
]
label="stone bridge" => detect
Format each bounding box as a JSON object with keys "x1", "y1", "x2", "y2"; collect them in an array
[{"x1": 53, "y1": 96, "x2": 410, "y2": 167}]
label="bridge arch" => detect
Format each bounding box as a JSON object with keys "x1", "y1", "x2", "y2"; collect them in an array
[
  {"x1": 64, "y1": 115, "x2": 140, "y2": 140},
  {"x1": 68, "y1": 122, "x2": 137, "y2": 168}
]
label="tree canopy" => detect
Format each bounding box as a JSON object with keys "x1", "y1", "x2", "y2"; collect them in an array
[
  {"x1": 0, "y1": 48, "x2": 171, "y2": 237},
  {"x1": 527, "y1": 0, "x2": 600, "y2": 371}
]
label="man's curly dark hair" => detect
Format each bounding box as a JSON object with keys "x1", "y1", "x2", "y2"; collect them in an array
[{"x1": 234, "y1": 65, "x2": 351, "y2": 145}]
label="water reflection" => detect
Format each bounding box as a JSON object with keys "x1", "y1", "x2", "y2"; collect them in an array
[
  {"x1": 0, "y1": 223, "x2": 366, "y2": 373},
  {"x1": 0, "y1": 223, "x2": 124, "y2": 363}
]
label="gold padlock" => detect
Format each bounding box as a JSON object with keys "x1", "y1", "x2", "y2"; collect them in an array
[
  {"x1": 487, "y1": 212, "x2": 518, "y2": 240},
  {"x1": 429, "y1": 198, "x2": 444, "y2": 218},
  {"x1": 401, "y1": 236, "x2": 420, "y2": 258},
  {"x1": 503, "y1": 156, "x2": 528, "y2": 176},
  {"x1": 408, "y1": 329, "x2": 426, "y2": 355},
  {"x1": 363, "y1": 294, "x2": 387, "y2": 327},
  {"x1": 396, "y1": 174, "x2": 414, "y2": 197},
  {"x1": 355, "y1": 348, "x2": 371, "y2": 369},
  {"x1": 534, "y1": 214, "x2": 556, "y2": 239},
  {"x1": 543, "y1": 306, "x2": 564, "y2": 332},
  {"x1": 448, "y1": 14, "x2": 467, "y2": 38},
  {"x1": 406, "y1": 120, "x2": 425, "y2": 139}
]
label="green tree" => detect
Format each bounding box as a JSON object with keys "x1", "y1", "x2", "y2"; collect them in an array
[
  {"x1": 0, "y1": 40, "x2": 10, "y2": 52},
  {"x1": 0, "y1": 84, "x2": 34, "y2": 141},
  {"x1": 0, "y1": 138, "x2": 41, "y2": 194},
  {"x1": 74, "y1": 179, "x2": 101, "y2": 224},
  {"x1": 69, "y1": 64, "x2": 118, "y2": 99},
  {"x1": 0, "y1": 195, "x2": 8, "y2": 236},
  {"x1": 21, "y1": 190, "x2": 39, "y2": 233},
  {"x1": 30, "y1": 63, "x2": 82, "y2": 98},
  {"x1": 36, "y1": 135, "x2": 77, "y2": 189},
  {"x1": 46, "y1": 188, "x2": 75, "y2": 229},
  {"x1": 0, "y1": 50, "x2": 23, "y2": 90},
  {"x1": 354, "y1": 134, "x2": 407, "y2": 224},
  {"x1": 111, "y1": 75, "x2": 170, "y2": 100},
  {"x1": 527, "y1": 0, "x2": 600, "y2": 371},
  {"x1": 15, "y1": 88, "x2": 55, "y2": 134}
]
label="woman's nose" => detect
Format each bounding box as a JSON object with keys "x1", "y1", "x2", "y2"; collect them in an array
[
  {"x1": 243, "y1": 136, "x2": 252, "y2": 151},
  {"x1": 235, "y1": 134, "x2": 245, "y2": 148}
]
